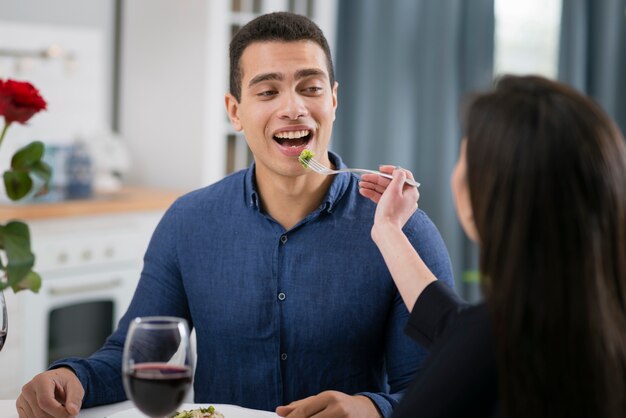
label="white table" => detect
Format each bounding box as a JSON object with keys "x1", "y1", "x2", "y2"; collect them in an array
[
  {"x1": 0, "y1": 400, "x2": 279, "y2": 417},
  {"x1": 0, "y1": 399, "x2": 133, "y2": 417}
]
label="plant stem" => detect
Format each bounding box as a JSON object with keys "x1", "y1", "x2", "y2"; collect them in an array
[{"x1": 0, "y1": 122, "x2": 10, "y2": 150}]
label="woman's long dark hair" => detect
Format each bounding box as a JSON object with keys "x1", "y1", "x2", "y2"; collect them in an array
[{"x1": 465, "y1": 75, "x2": 626, "y2": 418}]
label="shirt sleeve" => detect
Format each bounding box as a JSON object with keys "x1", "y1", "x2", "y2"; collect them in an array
[
  {"x1": 405, "y1": 280, "x2": 467, "y2": 348},
  {"x1": 49, "y1": 201, "x2": 192, "y2": 408},
  {"x1": 356, "y1": 210, "x2": 456, "y2": 417}
]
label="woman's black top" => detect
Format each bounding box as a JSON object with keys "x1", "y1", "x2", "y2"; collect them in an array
[{"x1": 392, "y1": 281, "x2": 499, "y2": 418}]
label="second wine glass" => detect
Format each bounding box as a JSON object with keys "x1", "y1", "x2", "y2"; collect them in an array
[
  {"x1": 0, "y1": 291, "x2": 7, "y2": 352},
  {"x1": 122, "y1": 316, "x2": 193, "y2": 418}
]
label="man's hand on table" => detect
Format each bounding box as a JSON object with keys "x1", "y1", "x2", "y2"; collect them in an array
[
  {"x1": 16, "y1": 367, "x2": 84, "y2": 418},
  {"x1": 275, "y1": 391, "x2": 381, "y2": 418}
]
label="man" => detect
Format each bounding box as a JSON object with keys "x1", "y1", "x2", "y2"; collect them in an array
[{"x1": 17, "y1": 12, "x2": 453, "y2": 418}]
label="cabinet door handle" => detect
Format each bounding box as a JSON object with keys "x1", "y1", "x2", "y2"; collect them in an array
[{"x1": 47, "y1": 278, "x2": 123, "y2": 296}]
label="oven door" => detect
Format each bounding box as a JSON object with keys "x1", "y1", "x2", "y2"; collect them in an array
[{"x1": 19, "y1": 267, "x2": 138, "y2": 385}]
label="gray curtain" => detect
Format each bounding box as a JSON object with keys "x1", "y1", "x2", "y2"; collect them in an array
[
  {"x1": 333, "y1": 0, "x2": 494, "y2": 299},
  {"x1": 559, "y1": 0, "x2": 626, "y2": 135}
]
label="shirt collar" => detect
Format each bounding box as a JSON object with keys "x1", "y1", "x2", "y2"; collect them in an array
[
  {"x1": 322, "y1": 151, "x2": 349, "y2": 213},
  {"x1": 244, "y1": 150, "x2": 350, "y2": 214}
]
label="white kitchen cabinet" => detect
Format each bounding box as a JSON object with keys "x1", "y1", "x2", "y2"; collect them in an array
[{"x1": 0, "y1": 188, "x2": 178, "y2": 399}]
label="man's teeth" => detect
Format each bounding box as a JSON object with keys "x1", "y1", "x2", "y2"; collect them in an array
[{"x1": 274, "y1": 130, "x2": 310, "y2": 139}]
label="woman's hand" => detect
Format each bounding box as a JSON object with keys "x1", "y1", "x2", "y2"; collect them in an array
[
  {"x1": 359, "y1": 165, "x2": 420, "y2": 237},
  {"x1": 360, "y1": 165, "x2": 434, "y2": 312}
]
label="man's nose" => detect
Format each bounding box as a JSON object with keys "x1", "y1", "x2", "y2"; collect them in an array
[{"x1": 278, "y1": 92, "x2": 308, "y2": 120}]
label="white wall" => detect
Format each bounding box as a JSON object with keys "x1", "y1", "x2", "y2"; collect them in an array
[
  {"x1": 0, "y1": 23, "x2": 108, "y2": 144},
  {"x1": 0, "y1": 0, "x2": 116, "y2": 129},
  {"x1": 119, "y1": 0, "x2": 218, "y2": 191}
]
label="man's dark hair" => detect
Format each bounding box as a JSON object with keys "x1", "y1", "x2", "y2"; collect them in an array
[{"x1": 229, "y1": 11, "x2": 335, "y2": 102}]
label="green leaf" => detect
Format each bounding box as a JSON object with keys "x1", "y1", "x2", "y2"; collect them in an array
[
  {"x1": 0, "y1": 221, "x2": 35, "y2": 286},
  {"x1": 4, "y1": 141, "x2": 51, "y2": 200},
  {"x1": 11, "y1": 141, "x2": 45, "y2": 170},
  {"x1": 11, "y1": 270, "x2": 41, "y2": 293},
  {"x1": 3, "y1": 170, "x2": 33, "y2": 200},
  {"x1": 30, "y1": 160, "x2": 52, "y2": 183}
]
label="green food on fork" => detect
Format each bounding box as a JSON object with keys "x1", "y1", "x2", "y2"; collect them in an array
[
  {"x1": 298, "y1": 149, "x2": 315, "y2": 168},
  {"x1": 298, "y1": 149, "x2": 420, "y2": 188}
]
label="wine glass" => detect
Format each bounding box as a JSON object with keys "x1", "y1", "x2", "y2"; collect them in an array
[
  {"x1": 122, "y1": 316, "x2": 193, "y2": 417},
  {"x1": 0, "y1": 291, "x2": 7, "y2": 352}
]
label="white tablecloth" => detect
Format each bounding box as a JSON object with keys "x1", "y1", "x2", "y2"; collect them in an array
[
  {"x1": 0, "y1": 400, "x2": 278, "y2": 417},
  {"x1": 0, "y1": 400, "x2": 133, "y2": 417}
]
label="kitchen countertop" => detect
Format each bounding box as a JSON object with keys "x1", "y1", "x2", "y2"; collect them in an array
[{"x1": 0, "y1": 187, "x2": 183, "y2": 221}]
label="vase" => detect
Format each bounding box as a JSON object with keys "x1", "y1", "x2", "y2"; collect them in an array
[{"x1": 0, "y1": 290, "x2": 7, "y2": 351}]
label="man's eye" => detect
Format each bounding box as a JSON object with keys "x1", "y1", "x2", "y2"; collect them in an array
[
  {"x1": 303, "y1": 86, "x2": 323, "y2": 94},
  {"x1": 257, "y1": 90, "x2": 277, "y2": 97}
]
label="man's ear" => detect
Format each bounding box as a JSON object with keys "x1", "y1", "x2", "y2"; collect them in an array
[{"x1": 225, "y1": 93, "x2": 243, "y2": 131}]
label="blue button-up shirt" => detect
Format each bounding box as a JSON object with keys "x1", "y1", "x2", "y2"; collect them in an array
[{"x1": 54, "y1": 152, "x2": 454, "y2": 417}]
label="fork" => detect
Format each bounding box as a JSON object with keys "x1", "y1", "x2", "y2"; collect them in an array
[{"x1": 299, "y1": 155, "x2": 420, "y2": 187}]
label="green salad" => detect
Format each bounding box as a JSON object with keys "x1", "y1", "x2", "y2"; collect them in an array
[{"x1": 171, "y1": 405, "x2": 224, "y2": 418}]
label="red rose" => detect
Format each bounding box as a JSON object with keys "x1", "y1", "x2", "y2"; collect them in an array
[{"x1": 0, "y1": 79, "x2": 47, "y2": 125}]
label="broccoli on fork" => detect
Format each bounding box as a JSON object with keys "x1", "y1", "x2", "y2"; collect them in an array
[{"x1": 299, "y1": 149, "x2": 315, "y2": 168}]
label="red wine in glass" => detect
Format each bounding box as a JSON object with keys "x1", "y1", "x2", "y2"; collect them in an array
[
  {"x1": 122, "y1": 316, "x2": 193, "y2": 418},
  {"x1": 126, "y1": 363, "x2": 192, "y2": 418}
]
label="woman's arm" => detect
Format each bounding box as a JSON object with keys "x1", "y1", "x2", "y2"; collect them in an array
[{"x1": 359, "y1": 166, "x2": 437, "y2": 311}]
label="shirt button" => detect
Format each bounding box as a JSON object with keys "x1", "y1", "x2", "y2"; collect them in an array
[
  {"x1": 278, "y1": 292, "x2": 286, "y2": 301},
  {"x1": 281, "y1": 353, "x2": 288, "y2": 361},
  {"x1": 280, "y1": 235, "x2": 288, "y2": 244}
]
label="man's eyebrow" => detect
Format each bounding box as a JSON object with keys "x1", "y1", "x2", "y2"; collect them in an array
[
  {"x1": 248, "y1": 72, "x2": 283, "y2": 87},
  {"x1": 248, "y1": 68, "x2": 327, "y2": 88},
  {"x1": 295, "y1": 68, "x2": 327, "y2": 80}
]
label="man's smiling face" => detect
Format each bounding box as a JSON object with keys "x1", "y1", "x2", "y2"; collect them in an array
[{"x1": 225, "y1": 40, "x2": 338, "y2": 180}]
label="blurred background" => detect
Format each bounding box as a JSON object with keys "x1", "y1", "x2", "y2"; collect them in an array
[
  {"x1": 0, "y1": 0, "x2": 626, "y2": 297},
  {"x1": 1, "y1": 0, "x2": 625, "y2": 400},
  {"x1": 1, "y1": 0, "x2": 625, "y2": 300}
]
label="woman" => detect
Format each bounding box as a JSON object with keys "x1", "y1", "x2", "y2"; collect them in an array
[{"x1": 359, "y1": 75, "x2": 626, "y2": 418}]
